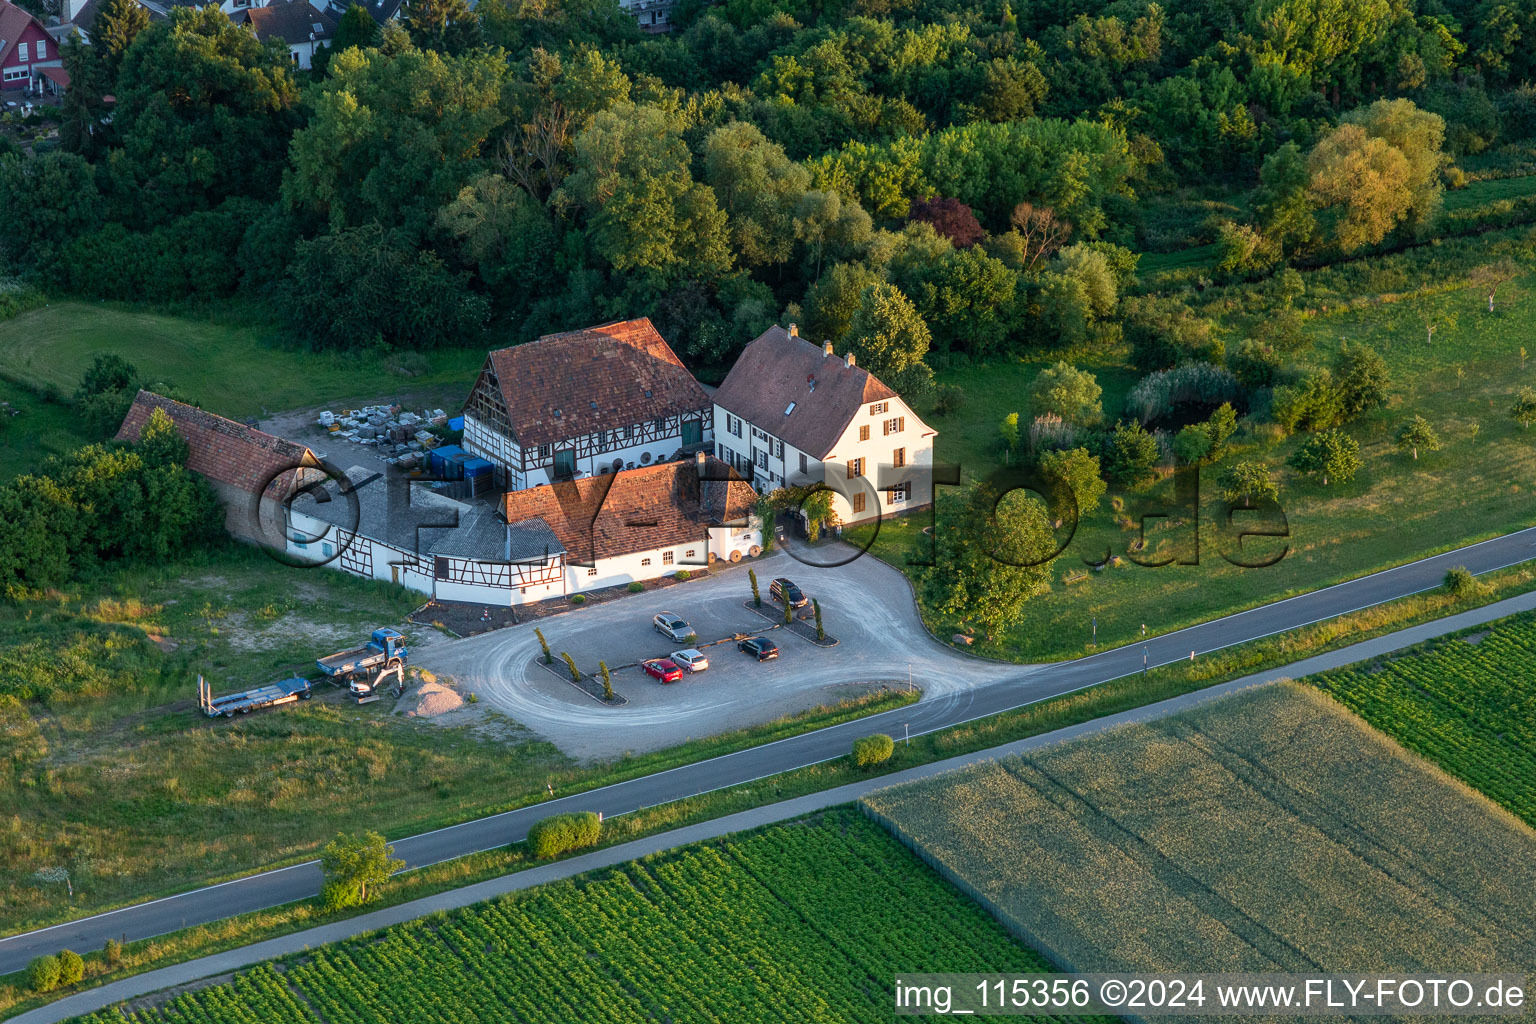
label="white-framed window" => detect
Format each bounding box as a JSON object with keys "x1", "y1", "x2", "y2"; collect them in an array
[
  {"x1": 686, "y1": 549, "x2": 696, "y2": 558},
  {"x1": 728, "y1": 414, "x2": 742, "y2": 438},
  {"x1": 773, "y1": 439, "x2": 783, "y2": 458},
  {"x1": 754, "y1": 449, "x2": 768, "y2": 469},
  {"x1": 870, "y1": 401, "x2": 888, "y2": 415},
  {"x1": 888, "y1": 481, "x2": 911, "y2": 504},
  {"x1": 3, "y1": 68, "x2": 27, "y2": 82},
  {"x1": 538, "y1": 444, "x2": 551, "y2": 459},
  {"x1": 884, "y1": 416, "x2": 904, "y2": 435},
  {"x1": 17, "y1": 43, "x2": 28, "y2": 62},
  {"x1": 35, "y1": 40, "x2": 45, "y2": 59},
  {"x1": 663, "y1": 551, "x2": 674, "y2": 565}
]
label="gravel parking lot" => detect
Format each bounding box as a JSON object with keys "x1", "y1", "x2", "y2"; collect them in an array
[{"x1": 418, "y1": 548, "x2": 1033, "y2": 758}]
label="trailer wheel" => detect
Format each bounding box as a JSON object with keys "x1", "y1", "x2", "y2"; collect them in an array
[
  {"x1": 748, "y1": 545, "x2": 762, "y2": 557},
  {"x1": 301, "y1": 690, "x2": 312, "y2": 700},
  {"x1": 729, "y1": 550, "x2": 742, "y2": 563}
]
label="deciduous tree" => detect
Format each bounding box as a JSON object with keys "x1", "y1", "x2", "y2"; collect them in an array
[{"x1": 320, "y1": 831, "x2": 404, "y2": 910}]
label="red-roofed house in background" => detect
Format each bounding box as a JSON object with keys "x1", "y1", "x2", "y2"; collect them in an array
[
  {"x1": 711, "y1": 324, "x2": 937, "y2": 526},
  {"x1": 0, "y1": 0, "x2": 63, "y2": 95},
  {"x1": 461, "y1": 318, "x2": 714, "y2": 493},
  {"x1": 115, "y1": 390, "x2": 324, "y2": 545}
]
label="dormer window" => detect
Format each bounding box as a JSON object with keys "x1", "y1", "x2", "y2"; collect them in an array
[{"x1": 784, "y1": 402, "x2": 796, "y2": 416}]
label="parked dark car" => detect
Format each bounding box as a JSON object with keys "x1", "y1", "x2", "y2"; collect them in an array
[
  {"x1": 769, "y1": 578, "x2": 808, "y2": 609},
  {"x1": 738, "y1": 636, "x2": 779, "y2": 661},
  {"x1": 642, "y1": 658, "x2": 684, "y2": 683}
]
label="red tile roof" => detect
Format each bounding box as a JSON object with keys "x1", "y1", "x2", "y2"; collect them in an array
[
  {"x1": 476, "y1": 318, "x2": 709, "y2": 448},
  {"x1": 711, "y1": 325, "x2": 897, "y2": 459},
  {"x1": 114, "y1": 390, "x2": 319, "y2": 498},
  {"x1": 0, "y1": 0, "x2": 45, "y2": 67},
  {"x1": 502, "y1": 455, "x2": 755, "y2": 564}
]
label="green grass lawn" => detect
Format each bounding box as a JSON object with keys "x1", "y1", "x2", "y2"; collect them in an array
[
  {"x1": 1444, "y1": 172, "x2": 1536, "y2": 210},
  {"x1": 872, "y1": 223, "x2": 1536, "y2": 661},
  {"x1": 0, "y1": 302, "x2": 485, "y2": 421},
  {"x1": 0, "y1": 377, "x2": 89, "y2": 479}
]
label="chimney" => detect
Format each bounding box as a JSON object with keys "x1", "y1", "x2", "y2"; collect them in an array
[
  {"x1": 845, "y1": 353, "x2": 856, "y2": 369},
  {"x1": 823, "y1": 340, "x2": 833, "y2": 358},
  {"x1": 695, "y1": 450, "x2": 706, "y2": 469},
  {"x1": 788, "y1": 323, "x2": 798, "y2": 338}
]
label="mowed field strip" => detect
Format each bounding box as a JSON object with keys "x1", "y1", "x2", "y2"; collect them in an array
[
  {"x1": 863, "y1": 684, "x2": 1536, "y2": 987},
  {"x1": 63, "y1": 811, "x2": 1107, "y2": 1024}
]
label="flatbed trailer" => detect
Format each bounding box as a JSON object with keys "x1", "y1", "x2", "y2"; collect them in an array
[
  {"x1": 317, "y1": 628, "x2": 409, "y2": 681},
  {"x1": 198, "y1": 675, "x2": 312, "y2": 718}
]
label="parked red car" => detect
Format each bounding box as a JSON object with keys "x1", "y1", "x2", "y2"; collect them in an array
[{"x1": 642, "y1": 658, "x2": 684, "y2": 684}]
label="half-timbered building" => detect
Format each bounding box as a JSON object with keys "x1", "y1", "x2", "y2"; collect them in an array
[{"x1": 462, "y1": 318, "x2": 713, "y2": 492}]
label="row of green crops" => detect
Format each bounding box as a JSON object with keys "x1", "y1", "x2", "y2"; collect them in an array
[
  {"x1": 75, "y1": 811, "x2": 1108, "y2": 1024},
  {"x1": 1310, "y1": 614, "x2": 1536, "y2": 825}
]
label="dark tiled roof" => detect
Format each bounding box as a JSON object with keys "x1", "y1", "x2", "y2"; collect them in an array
[
  {"x1": 711, "y1": 325, "x2": 896, "y2": 459},
  {"x1": 502, "y1": 455, "x2": 755, "y2": 564},
  {"x1": 477, "y1": 318, "x2": 709, "y2": 448},
  {"x1": 291, "y1": 466, "x2": 563, "y2": 563},
  {"x1": 114, "y1": 390, "x2": 318, "y2": 498},
  {"x1": 234, "y1": 0, "x2": 335, "y2": 42}
]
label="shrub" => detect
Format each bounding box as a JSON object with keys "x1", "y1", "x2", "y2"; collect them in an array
[
  {"x1": 534, "y1": 627, "x2": 552, "y2": 664},
  {"x1": 674, "y1": 569, "x2": 691, "y2": 581},
  {"x1": 27, "y1": 954, "x2": 61, "y2": 993},
  {"x1": 1125, "y1": 362, "x2": 1241, "y2": 425},
  {"x1": 813, "y1": 598, "x2": 824, "y2": 642},
  {"x1": 1230, "y1": 339, "x2": 1282, "y2": 389},
  {"x1": 933, "y1": 384, "x2": 966, "y2": 416},
  {"x1": 749, "y1": 568, "x2": 761, "y2": 607},
  {"x1": 1172, "y1": 424, "x2": 1212, "y2": 465},
  {"x1": 527, "y1": 811, "x2": 602, "y2": 859},
  {"x1": 57, "y1": 949, "x2": 84, "y2": 986},
  {"x1": 570, "y1": 594, "x2": 587, "y2": 606},
  {"x1": 852, "y1": 733, "x2": 895, "y2": 767},
  {"x1": 560, "y1": 652, "x2": 580, "y2": 683},
  {"x1": 627, "y1": 581, "x2": 644, "y2": 593},
  {"x1": 599, "y1": 661, "x2": 613, "y2": 701},
  {"x1": 1443, "y1": 566, "x2": 1480, "y2": 598},
  {"x1": 103, "y1": 938, "x2": 122, "y2": 968},
  {"x1": 1100, "y1": 421, "x2": 1161, "y2": 485},
  {"x1": 1272, "y1": 369, "x2": 1346, "y2": 433}
]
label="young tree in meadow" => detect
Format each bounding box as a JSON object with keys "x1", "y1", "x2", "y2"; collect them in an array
[
  {"x1": 319, "y1": 831, "x2": 403, "y2": 910},
  {"x1": 1172, "y1": 424, "x2": 1212, "y2": 465},
  {"x1": 1101, "y1": 421, "x2": 1160, "y2": 485},
  {"x1": 1395, "y1": 416, "x2": 1441, "y2": 460},
  {"x1": 1333, "y1": 343, "x2": 1391, "y2": 419},
  {"x1": 1029, "y1": 362, "x2": 1102, "y2": 426},
  {"x1": 1288, "y1": 429, "x2": 1362, "y2": 486},
  {"x1": 998, "y1": 412, "x2": 1020, "y2": 461},
  {"x1": 1469, "y1": 259, "x2": 1518, "y2": 312},
  {"x1": 1511, "y1": 387, "x2": 1536, "y2": 430},
  {"x1": 1218, "y1": 461, "x2": 1278, "y2": 507},
  {"x1": 1038, "y1": 447, "x2": 1106, "y2": 523}
]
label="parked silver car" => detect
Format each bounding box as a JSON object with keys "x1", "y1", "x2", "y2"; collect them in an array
[
  {"x1": 670, "y1": 648, "x2": 709, "y2": 673},
  {"x1": 652, "y1": 612, "x2": 694, "y2": 643}
]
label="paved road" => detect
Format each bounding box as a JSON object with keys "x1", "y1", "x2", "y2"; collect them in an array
[
  {"x1": 15, "y1": 583, "x2": 1536, "y2": 1024},
  {"x1": 3, "y1": 525, "x2": 1535, "y2": 976}
]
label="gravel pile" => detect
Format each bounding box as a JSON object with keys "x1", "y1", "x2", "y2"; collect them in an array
[{"x1": 410, "y1": 681, "x2": 464, "y2": 717}]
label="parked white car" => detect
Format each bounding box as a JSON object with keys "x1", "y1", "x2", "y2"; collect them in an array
[
  {"x1": 670, "y1": 649, "x2": 709, "y2": 673},
  {"x1": 653, "y1": 612, "x2": 694, "y2": 644}
]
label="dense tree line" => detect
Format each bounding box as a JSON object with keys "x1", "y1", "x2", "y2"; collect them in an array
[{"x1": 1, "y1": 0, "x2": 1530, "y2": 380}]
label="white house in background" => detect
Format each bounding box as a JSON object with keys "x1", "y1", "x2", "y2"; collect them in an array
[
  {"x1": 461, "y1": 317, "x2": 714, "y2": 493},
  {"x1": 501, "y1": 452, "x2": 761, "y2": 594},
  {"x1": 232, "y1": 0, "x2": 335, "y2": 68},
  {"x1": 711, "y1": 324, "x2": 937, "y2": 526}
]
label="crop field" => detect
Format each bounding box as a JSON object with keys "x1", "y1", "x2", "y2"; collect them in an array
[
  {"x1": 1310, "y1": 614, "x2": 1536, "y2": 825},
  {"x1": 863, "y1": 683, "x2": 1536, "y2": 978},
  {"x1": 70, "y1": 811, "x2": 1103, "y2": 1024}
]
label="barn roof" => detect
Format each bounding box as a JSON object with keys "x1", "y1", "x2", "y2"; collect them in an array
[
  {"x1": 711, "y1": 325, "x2": 897, "y2": 459},
  {"x1": 475, "y1": 318, "x2": 709, "y2": 448},
  {"x1": 502, "y1": 454, "x2": 754, "y2": 565},
  {"x1": 114, "y1": 390, "x2": 319, "y2": 497}
]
